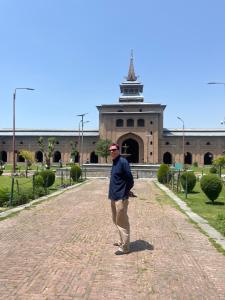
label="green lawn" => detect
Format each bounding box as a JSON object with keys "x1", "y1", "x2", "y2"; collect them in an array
[
  {"x1": 0, "y1": 174, "x2": 79, "y2": 210},
  {"x1": 2, "y1": 163, "x2": 60, "y2": 172},
  {"x1": 176, "y1": 182, "x2": 225, "y2": 237},
  {"x1": 186, "y1": 165, "x2": 225, "y2": 175}
]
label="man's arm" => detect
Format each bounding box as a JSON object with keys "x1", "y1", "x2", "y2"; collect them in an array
[{"x1": 122, "y1": 159, "x2": 134, "y2": 191}]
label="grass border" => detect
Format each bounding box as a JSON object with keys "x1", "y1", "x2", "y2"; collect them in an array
[{"x1": 153, "y1": 180, "x2": 225, "y2": 255}]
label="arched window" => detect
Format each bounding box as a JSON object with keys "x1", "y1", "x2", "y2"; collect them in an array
[
  {"x1": 206, "y1": 142, "x2": 211, "y2": 145},
  {"x1": 35, "y1": 151, "x2": 43, "y2": 163},
  {"x1": 204, "y1": 152, "x2": 213, "y2": 165},
  {"x1": 185, "y1": 152, "x2": 192, "y2": 164},
  {"x1": 137, "y1": 119, "x2": 145, "y2": 127},
  {"x1": 0, "y1": 151, "x2": 7, "y2": 162},
  {"x1": 127, "y1": 119, "x2": 134, "y2": 127},
  {"x1": 90, "y1": 151, "x2": 98, "y2": 163},
  {"x1": 163, "y1": 152, "x2": 172, "y2": 164},
  {"x1": 17, "y1": 152, "x2": 25, "y2": 162},
  {"x1": 53, "y1": 151, "x2": 61, "y2": 163},
  {"x1": 116, "y1": 119, "x2": 124, "y2": 127},
  {"x1": 165, "y1": 141, "x2": 170, "y2": 145},
  {"x1": 186, "y1": 142, "x2": 190, "y2": 145}
]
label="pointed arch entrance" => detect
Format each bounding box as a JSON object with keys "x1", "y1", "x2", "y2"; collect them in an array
[
  {"x1": 204, "y1": 152, "x2": 213, "y2": 165},
  {"x1": 53, "y1": 151, "x2": 61, "y2": 163},
  {"x1": 163, "y1": 152, "x2": 172, "y2": 164},
  {"x1": 117, "y1": 133, "x2": 143, "y2": 163},
  {"x1": 122, "y1": 139, "x2": 139, "y2": 163},
  {"x1": 90, "y1": 151, "x2": 98, "y2": 163}
]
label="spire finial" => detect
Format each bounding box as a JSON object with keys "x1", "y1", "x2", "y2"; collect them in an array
[
  {"x1": 127, "y1": 49, "x2": 137, "y2": 81},
  {"x1": 131, "y1": 49, "x2": 133, "y2": 60}
]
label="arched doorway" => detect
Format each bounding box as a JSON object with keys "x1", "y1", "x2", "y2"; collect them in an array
[
  {"x1": 0, "y1": 151, "x2": 7, "y2": 163},
  {"x1": 17, "y1": 152, "x2": 25, "y2": 162},
  {"x1": 163, "y1": 152, "x2": 172, "y2": 164},
  {"x1": 204, "y1": 152, "x2": 213, "y2": 165},
  {"x1": 53, "y1": 151, "x2": 61, "y2": 163},
  {"x1": 35, "y1": 151, "x2": 43, "y2": 163},
  {"x1": 121, "y1": 139, "x2": 139, "y2": 163},
  {"x1": 185, "y1": 152, "x2": 192, "y2": 164},
  {"x1": 90, "y1": 151, "x2": 98, "y2": 163}
]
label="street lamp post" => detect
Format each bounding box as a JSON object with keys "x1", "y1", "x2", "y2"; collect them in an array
[
  {"x1": 77, "y1": 113, "x2": 88, "y2": 167},
  {"x1": 177, "y1": 116, "x2": 185, "y2": 166},
  {"x1": 208, "y1": 82, "x2": 225, "y2": 86},
  {"x1": 13, "y1": 88, "x2": 35, "y2": 174}
]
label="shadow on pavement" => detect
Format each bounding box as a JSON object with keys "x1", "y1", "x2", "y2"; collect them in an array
[{"x1": 130, "y1": 240, "x2": 154, "y2": 252}]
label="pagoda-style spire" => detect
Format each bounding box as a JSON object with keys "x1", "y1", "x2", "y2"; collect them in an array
[{"x1": 127, "y1": 50, "x2": 137, "y2": 81}]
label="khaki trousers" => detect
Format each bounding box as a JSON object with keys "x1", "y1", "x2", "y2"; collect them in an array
[{"x1": 111, "y1": 199, "x2": 130, "y2": 252}]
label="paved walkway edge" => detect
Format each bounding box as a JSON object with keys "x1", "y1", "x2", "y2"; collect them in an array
[
  {"x1": 0, "y1": 180, "x2": 91, "y2": 220},
  {"x1": 154, "y1": 179, "x2": 225, "y2": 251}
]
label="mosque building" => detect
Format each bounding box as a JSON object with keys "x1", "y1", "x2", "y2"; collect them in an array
[{"x1": 1, "y1": 55, "x2": 225, "y2": 166}]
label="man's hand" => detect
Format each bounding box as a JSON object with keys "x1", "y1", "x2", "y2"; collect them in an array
[{"x1": 129, "y1": 190, "x2": 137, "y2": 197}]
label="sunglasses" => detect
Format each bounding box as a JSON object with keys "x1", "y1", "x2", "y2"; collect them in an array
[{"x1": 109, "y1": 148, "x2": 118, "y2": 152}]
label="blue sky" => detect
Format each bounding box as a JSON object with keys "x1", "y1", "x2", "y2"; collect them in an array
[{"x1": 0, "y1": 0, "x2": 225, "y2": 130}]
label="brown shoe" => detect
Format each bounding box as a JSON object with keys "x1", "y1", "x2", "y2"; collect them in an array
[
  {"x1": 113, "y1": 242, "x2": 122, "y2": 246},
  {"x1": 114, "y1": 249, "x2": 129, "y2": 255}
]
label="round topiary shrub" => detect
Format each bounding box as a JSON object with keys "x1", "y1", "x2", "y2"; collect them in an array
[
  {"x1": 200, "y1": 174, "x2": 223, "y2": 203},
  {"x1": 157, "y1": 164, "x2": 171, "y2": 184},
  {"x1": 209, "y1": 166, "x2": 217, "y2": 174},
  {"x1": 180, "y1": 171, "x2": 196, "y2": 193},
  {"x1": 39, "y1": 170, "x2": 55, "y2": 188},
  {"x1": 70, "y1": 164, "x2": 82, "y2": 182},
  {"x1": 34, "y1": 174, "x2": 44, "y2": 187}
]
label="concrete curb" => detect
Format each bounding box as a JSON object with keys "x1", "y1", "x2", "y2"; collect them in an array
[
  {"x1": 154, "y1": 180, "x2": 225, "y2": 251},
  {"x1": 0, "y1": 180, "x2": 91, "y2": 220}
]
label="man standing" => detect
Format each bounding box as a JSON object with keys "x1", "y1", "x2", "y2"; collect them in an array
[{"x1": 108, "y1": 143, "x2": 134, "y2": 255}]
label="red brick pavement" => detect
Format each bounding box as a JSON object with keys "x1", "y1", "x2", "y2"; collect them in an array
[{"x1": 0, "y1": 179, "x2": 225, "y2": 299}]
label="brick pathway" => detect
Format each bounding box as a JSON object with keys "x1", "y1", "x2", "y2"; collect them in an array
[{"x1": 0, "y1": 179, "x2": 225, "y2": 299}]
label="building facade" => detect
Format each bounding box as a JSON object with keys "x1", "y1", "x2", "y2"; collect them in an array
[{"x1": 1, "y1": 56, "x2": 225, "y2": 165}]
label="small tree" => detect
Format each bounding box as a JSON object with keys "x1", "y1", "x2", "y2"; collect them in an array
[
  {"x1": 38, "y1": 137, "x2": 56, "y2": 169},
  {"x1": 213, "y1": 155, "x2": 225, "y2": 177},
  {"x1": 200, "y1": 174, "x2": 223, "y2": 203},
  {"x1": 180, "y1": 171, "x2": 196, "y2": 193},
  {"x1": 157, "y1": 164, "x2": 171, "y2": 184},
  {"x1": 20, "y1": 150, "x2": 35, "y2": 177},
  {"x1": 70, "y1": 141, "x2": 78, "y2": 163},
  {"x1": 70, "y1": 164, "x2": 82, "y2": 182},
  {"x1": 95, "y1": 139, "x2": 112, "y2": 163},
  {"x1": 39, "y1": 170, "x2": 55, "y2": 188}
]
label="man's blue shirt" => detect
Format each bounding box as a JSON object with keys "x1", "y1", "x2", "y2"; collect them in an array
[{"x1": 108, "y1": 155, "x2": 134, "y2": 201}]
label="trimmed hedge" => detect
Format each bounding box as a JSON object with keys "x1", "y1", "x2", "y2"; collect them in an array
[
  {"x1": 157, "y1": 164, "x2": 171, "y2": 184},
  {"x1": 39, "y1": 170, "x2": 55, "y2": 188},
  {"x1": 70, "y1": 164, "x2": 82, "y2": 182},
  {"x1": 34, "y1": 175, "x2": 44, "y2": 187},
  {"x1": 180, "y1": 171, "x2": 196, "y2": 193},
  {"x1": 200, "y1": 174, "x2": 223, "y2": 203}
]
